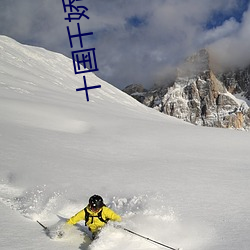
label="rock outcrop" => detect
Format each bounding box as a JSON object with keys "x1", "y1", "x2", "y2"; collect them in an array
[{"x1": 123, "y1": 49, "x2": 250, "y2": 130}]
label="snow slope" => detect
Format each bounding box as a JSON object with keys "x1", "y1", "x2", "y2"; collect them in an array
[{"x1": 0, "y1": 35, "x2": 250, "y2": 250}]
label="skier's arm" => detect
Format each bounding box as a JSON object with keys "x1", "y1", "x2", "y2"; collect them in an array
[
  {"x1": 67, "y1": 209, "x2": 85, "y2": 225},
  {"x1": 104, "y1": 207, "x2": 122, "y2": 222}
]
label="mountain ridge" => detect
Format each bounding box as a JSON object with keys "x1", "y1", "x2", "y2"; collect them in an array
[{"x1": 123, "y1": 49, "x2": 250, "y2": 130}]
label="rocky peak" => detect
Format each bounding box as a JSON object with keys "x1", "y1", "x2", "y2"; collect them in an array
[
  {"x1": 217, "y1": 66, "x2": 250, "y2": 100},
  {"x1": 122, "y1": 84, "x2": 148, "y2": 103},
  {"x1": 123, "y1": 83, "x2": 147, "y2": 95},
  {"x1": 177, "y1": 49, "x2": 210, "y2": 78},
  {"x1": 123, "y1": 49, "x2": 250, "y2": 130}
]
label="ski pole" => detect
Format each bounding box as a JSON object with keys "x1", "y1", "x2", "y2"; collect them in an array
[
  {"x1": 37, "y1": 220, "x2": 48, "y2": 231},
  {"x1": 122, "y1": 227, "x2": 180, "y2": 250}
]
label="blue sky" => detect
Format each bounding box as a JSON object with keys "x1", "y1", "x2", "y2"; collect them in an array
[
  {"x1": 0, "y1": 0, "x2": 250, "y2": 89},
  {"x1": 206, "y1": 0, "x2": 249, "y2": 28}
]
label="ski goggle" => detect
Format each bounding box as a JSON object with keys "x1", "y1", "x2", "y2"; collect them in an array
[{"x1": 89, "y1": 204, "x2": 101, "y2": 211}]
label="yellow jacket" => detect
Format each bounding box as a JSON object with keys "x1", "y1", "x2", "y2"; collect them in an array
[{"x1": 67, "y1": 206, "x2": 121, "y2": 233}]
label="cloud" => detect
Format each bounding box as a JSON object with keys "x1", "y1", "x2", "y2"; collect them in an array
[
  {"x1": 209, "y1": 3, "x2": 250, "y2": 68},
  {"x1": 0, "y1": 0, "x2": 249, "y2": 89},
  {"x1": 0, "y1": 0, "x2": 67, "y2": 49},
  {"x1": 200, "y1": 18, "x2": 240, "y2": 45}
]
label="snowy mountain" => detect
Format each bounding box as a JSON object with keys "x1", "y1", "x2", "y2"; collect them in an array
[
  {"x1": 124, "y1": 49, "x2": 250, "y2": 130},
  {"x1": 1, "y1": 36, "x2": 250, "y2": 250},
  {"x1": 217, "y1": 65, "x2": 250, "y2": 100}
]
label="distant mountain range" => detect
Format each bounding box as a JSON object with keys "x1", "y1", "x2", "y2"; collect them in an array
[{"x1": 123, "y1": 49, "x2": 250, "y2": 130}]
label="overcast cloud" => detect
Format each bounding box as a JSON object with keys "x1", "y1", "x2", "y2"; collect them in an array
[{"x1": 0, "y1": 0, "x2": 249, "y2": 89}]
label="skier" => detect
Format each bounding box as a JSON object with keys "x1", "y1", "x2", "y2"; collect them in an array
[{"x1": 66, "y1": 194, "x2": 122, "y2": 239}]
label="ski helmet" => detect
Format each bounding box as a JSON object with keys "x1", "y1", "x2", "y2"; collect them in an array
[{"x1": 89, "y1": 195, "x2": 104, "y2": 210}]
